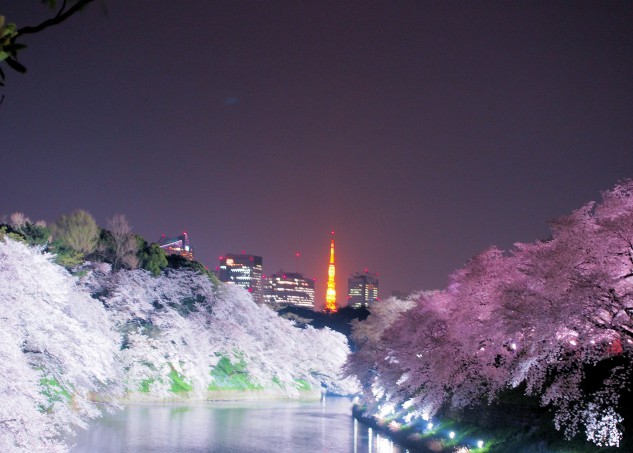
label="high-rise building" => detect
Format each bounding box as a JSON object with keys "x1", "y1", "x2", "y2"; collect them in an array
[
  {"x1": 157, "y1": 233, "x2": 194, "y2": 261},
  {"x1": 325, "y1": 232, "x2": 337, "y2": 313},
  {"x1": 219, "y1": 254, "x2": 264, "y2": 303},
  {"x1": 347, "y1": 270, "x2": 379, "y2": 308},
  {"x1": 263, "y1": 271, "x2": 315, "y2": 308}
]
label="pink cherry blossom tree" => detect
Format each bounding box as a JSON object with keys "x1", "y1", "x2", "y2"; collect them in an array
[{"x1": 348, "y1": 180, "x2": 633, "y2": 447}]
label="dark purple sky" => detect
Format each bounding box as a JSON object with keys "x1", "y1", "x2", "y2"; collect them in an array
[{"x1": 2, "y1": 1, "x2": 633, "y2": 308}]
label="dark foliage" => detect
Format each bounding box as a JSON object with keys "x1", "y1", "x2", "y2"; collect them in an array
[
  {"x1": 278, "y1": 305, "x2": 369, "y2": 345},
  {"x1": 165, "y1": 254, "x2": 219, "y2": 284}
]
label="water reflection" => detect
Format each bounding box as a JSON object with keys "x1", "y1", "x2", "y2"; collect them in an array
[{"x1": 72, "y1": 397, "x2": 406, "y2": 453}]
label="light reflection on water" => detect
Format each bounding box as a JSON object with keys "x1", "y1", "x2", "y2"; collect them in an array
[{"x1": 71, "y1": 397, "x2": 406, "y2": 453}]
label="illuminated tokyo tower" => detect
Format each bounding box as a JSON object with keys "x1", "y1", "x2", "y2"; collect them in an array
[{"x1": 325, "y1": 231, "x2": 338, "y2": 313}]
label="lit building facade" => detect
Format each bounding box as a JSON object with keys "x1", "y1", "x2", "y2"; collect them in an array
[
  {"x1": 263, "y1": 272, "x2": 315, "y2": 308},
  {"x1": 157, "y1": 233, "x2": 194, "y2": 261},
  {"x1": 347, "y1": 271, "x2": 379, "y2": 308},
  {"x1": 219, "y1": 254, "x2": 264, "y2": 303}
]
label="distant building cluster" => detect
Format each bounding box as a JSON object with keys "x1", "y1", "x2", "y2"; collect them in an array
[{"x1": 156, "y1": 232, "x2": 381, "y2": 310}]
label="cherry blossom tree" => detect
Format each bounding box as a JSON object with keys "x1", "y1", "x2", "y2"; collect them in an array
[
  {"x1": 496, "y1": 181, "x2": 633, "y2": 445},
  {"x1": 344, "y1": 294, "x2": 417, "y2": 415},
  {"x1": 0, "y1": 238, "x2": 121, "y2": 452},
  {"x1": 84, "y1": 267, "x2": 355, "y2": 399},
  {"x1": 348, "y1": 180, "x2": 633, "y2": 447}
]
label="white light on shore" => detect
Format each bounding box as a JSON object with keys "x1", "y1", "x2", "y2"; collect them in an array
[
  {"x1": 449, "y1": 431, "x2": 455, "y2": 439},
  {"x1": 477, "y1": 440, "x2": 484, "y2": 448}
]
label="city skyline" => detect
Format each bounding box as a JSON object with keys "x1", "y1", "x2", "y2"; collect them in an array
[
  {"x1": 218, "y1": 231, "x2": 377, "y2": 309},
  {"x1": 2, "y1": 1, "x2": 633, "y2": 306}
]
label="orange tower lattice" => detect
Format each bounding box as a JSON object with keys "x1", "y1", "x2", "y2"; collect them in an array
[{"x1": 325, "y1": 232, "x2": 338, "y2": 313}]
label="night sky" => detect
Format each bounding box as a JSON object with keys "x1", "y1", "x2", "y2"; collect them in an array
[{"x1": 2, "y1": 1, "x2": 633, "y2": 308}]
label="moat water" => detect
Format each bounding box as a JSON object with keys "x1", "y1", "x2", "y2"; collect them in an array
[{"x1": 71, "y1": 397, "x2": 406, "y2": 453}]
